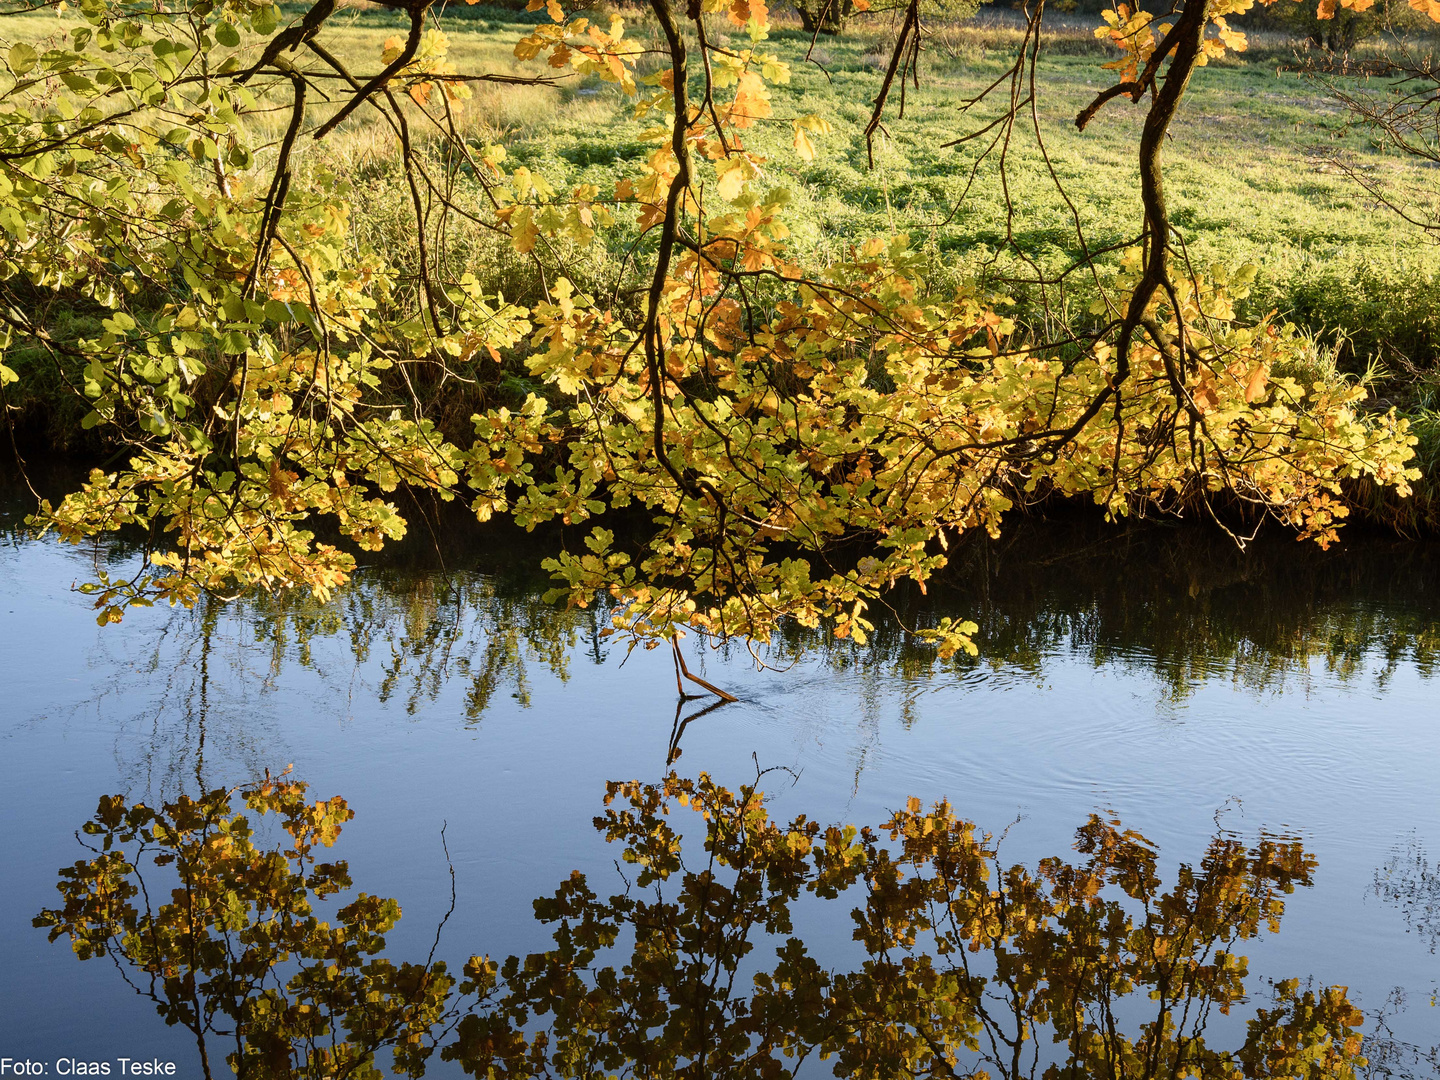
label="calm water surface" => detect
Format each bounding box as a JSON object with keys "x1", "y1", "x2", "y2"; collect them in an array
[{"x1": 2, "y1": 483, "x2": 1438, "y2": 1073}]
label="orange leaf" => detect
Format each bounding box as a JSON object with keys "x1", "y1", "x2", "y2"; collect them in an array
[{"x1": 1245, "y1": 364, "x2": 1268, "y2": 403}]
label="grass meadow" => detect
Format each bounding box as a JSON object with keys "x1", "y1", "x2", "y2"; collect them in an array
[
  {"x1": 9, "y1": 1, "x2": 1439, "y2": 344},
  {"x1": 8, "y1": 0, "x2": 1440, "y2": 344},
  {"x1": 280, "y1": 2, "x2": 1440, "y2": 368}
]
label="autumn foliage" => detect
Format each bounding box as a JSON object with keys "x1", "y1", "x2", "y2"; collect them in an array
[
  {"x1": 0, "y1": 0, "x2": 1425, "y2": 654},
  {"x1": 38, "y1": 773, "x2": 1371, "y2": 1078}
]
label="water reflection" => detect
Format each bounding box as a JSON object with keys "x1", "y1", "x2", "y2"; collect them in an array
[
  {"x1": 7, "y1": 455, "x2": 1440, "y2": 701},
  {"x1": 39, "y1": 772, "x2": 1414, "y2": 1079},
  {"x1": 237, "y1": 572, "x2": 600, "y2": 720},
  {"x1": 1364, "y1": 838, "x2": 1440, "y2": 1080},
  {"x1": 44, "y1": 519, "x2": 1440, "y2": 788},
  {"x1": 34, "y1": 772, "x2": 477, "y2": 1080},
  {"x1": 8, "y1": 454, "x2": 1439, "y2": 734},
  {"x1": 152, "y1": 531, "x2": 1440, "y2": 693},
  {"x1": 1375, "y1": 836, "x2": 1440, "y2": 958}
]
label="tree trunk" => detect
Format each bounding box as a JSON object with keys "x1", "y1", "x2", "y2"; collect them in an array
[{"x1": 796, "y1": 0, "x2": 850, "y2": 34}]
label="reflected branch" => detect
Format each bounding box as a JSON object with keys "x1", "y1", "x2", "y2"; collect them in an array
[{"x1": 37, "y1": 772, "x2": 1387, "y2": 1080}]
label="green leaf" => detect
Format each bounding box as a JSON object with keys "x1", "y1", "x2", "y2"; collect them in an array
[
  {"x1": 251, "y1": 3, "x2": 278, "y2": 35},
  {"x1": 8, "y1": 43, "x2": 38, "y2": 76},
  {"x1": 264, "y1": 299, "x2": 294, "y2": 324}
]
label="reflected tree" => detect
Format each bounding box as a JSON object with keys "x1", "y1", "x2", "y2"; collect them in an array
[
  {"x1": 816, "y1": 524, "x2": 1440, "y2": 702},
  {"x1": 34, "y1": 773, "x2": 489, "y2": 1080},
  {"x1": 37, "y1": 772, "x2": 1380, "y2": 1079},
  {"x1": 1363, "y1": 838, "x2": 1440, "y2": 1079},
  {"x1": 1374, "y1": 835, "x2": 1440, "y2": 958},
  {"x1": 1361, "y1": 989, "x2": 1440, "y2": 1080},
  {"x1": 29, "y1": 496, "x2": 1440, "y2": 777},
  {"x1": 231, "y1": 569, "x2": 600, "y2": 720},
  {"x1": 454, "y1": 773, "x2": 1367, "y2": 1079},
  {"x1": 60, "y1": 567, "x2": 605, "y2": 795}
]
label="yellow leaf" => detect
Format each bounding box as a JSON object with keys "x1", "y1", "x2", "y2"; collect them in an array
[
  {"x1": 715, "y1": 156, "x2": 751, "y2": 201},
  {"x1": 793, "y1": 126, "x2": 815, "y2": 162},
  {"x1": 730, "y1": 71, "x2": 771, "y2": 127},
  {"x1": 761, "y1": 56, "x2": 790, "y2": 83},
  {"x1": 511, "y1": 206, "x2": 539, "y2": 253}
]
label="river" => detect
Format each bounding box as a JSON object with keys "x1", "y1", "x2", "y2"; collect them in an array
[{"x1": 2, "y1": 479, "x2": 1437, "y2": 1076}]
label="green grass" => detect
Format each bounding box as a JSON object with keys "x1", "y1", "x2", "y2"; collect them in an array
[
  {"x1": 468, "y1": 13, "x2": 1440, "y2": 363},
  {"x1": 7, "y1": 2, "x2": 1436, "y2": 360},
  {"x1": 198, "y1": 2, "x2": 1437, "y2": 370}
]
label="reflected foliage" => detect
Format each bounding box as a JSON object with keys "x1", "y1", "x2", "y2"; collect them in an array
[
  {"x1": 1374, "y1": 836, "x2": 1440, "y2": 959},
  {"x1": 8, "y1": 467, "x2": 1440, "y2": 733},
  {"x1": 34, "y1": 774, "x2": 487, "y2": 1080},
  {"x1": 41, "y1": 774, "x2": 1382, "y2": 1079},
  {"x1": 1362, "y1": 837, "x2": 1440, "y2": 1080},
  {"x1": 48, "y1": 515, "x2": 1440, "y2": 759},
  {"x1": 460, "y1": 774, "x2": 1366, "y2": 1080},
  {"x1": 238, "y1": 569, "x2": 598, "y2": 719},
  {"x1": 766, "y1": 523, "x2": 1440, "y2": 701}
]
